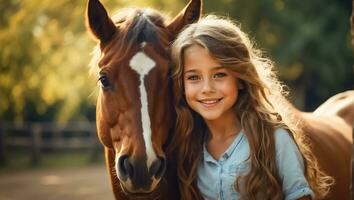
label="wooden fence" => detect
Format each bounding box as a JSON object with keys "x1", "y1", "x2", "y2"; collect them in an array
[{"x1": 0, "y1": 121, "x2": 101, "y2": 165}]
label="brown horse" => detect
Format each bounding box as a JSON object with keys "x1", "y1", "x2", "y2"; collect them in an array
[
  {"x1": 300, "y1": 90, "x2": 353, "y2": 200},
  {"x1": 85, "y1": 0, "x2": 201, "y2": 199},
  {"x1": 86, "y1": 0, "x2": 353, "y2": 199}
]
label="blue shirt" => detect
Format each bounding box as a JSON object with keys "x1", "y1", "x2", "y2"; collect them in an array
[{"x1": 197, "y1": 128, "x2": 315, "y2": 200}]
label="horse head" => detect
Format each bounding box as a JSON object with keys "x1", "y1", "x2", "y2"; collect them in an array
[{"x1": 86, "y1": 0, "x2": 201, "y2": 195}]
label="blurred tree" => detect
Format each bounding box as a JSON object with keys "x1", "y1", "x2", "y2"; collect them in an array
[
  {"x1": 351, "y1": 0, "x2": 354, "y2": 48},
  {"x1": 0, "y1": 0, "x2": 98, "y2": 122}
]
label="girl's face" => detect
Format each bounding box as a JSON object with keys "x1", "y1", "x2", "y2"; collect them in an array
[{"x1": 183, "y1": 44, "x2": 239, "y2": 122}]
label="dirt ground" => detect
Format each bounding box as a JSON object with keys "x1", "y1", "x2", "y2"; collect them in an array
[{"x1": 0, "y1": 165, "x2": 114, "y2": 200}]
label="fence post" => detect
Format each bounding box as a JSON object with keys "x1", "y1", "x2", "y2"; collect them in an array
[
  {"x1": 0, "y1": 122, "x2": 5, "y2": 165},
  {"x1": 89, "y1": 125, "x2": 101, "y2": 163},
  {"x1": 31, "y1": 123, "x2": 41, "y2": 166}
]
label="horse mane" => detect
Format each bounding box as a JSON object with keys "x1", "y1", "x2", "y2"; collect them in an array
[{"x1": 89, "y1": 8, "x2": 170, "y2": 75}]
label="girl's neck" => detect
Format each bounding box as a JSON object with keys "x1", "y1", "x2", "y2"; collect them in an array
[{"x1": 205, "y1": 111, "x2": 241, "y2": 140}]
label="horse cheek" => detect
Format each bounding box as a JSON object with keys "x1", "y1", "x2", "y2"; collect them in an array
[{"x1": 96, "y1": 99, "x2": 114, "y2": 148}]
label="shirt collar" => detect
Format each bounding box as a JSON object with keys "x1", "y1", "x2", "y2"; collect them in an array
[
  {"x1": 223, "y1": 129, "x2": 244, "y2": 159},
  {"x1": 203, "y1": 141, "x2": 215, "y2": 163},
  {"x1": 203, "y1": 129, "x2": 244, "y2": 162}
]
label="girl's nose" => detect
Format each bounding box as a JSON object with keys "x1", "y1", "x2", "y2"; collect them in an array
[{"x1": 201, "y1": 79, "x2": 216, "y2": 94}]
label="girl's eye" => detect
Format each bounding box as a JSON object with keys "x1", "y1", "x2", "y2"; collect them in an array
[
  {"x1": 186, "y1": 75, "x2": 199, "y2": 81},
  {"x1": 99, "y1": 73, "x2": 111, "y2": 90},
  {"x1": 214, "y1": 72, "x2": 227, "y2": 78}
]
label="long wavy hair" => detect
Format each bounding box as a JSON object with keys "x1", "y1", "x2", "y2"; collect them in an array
[{"x1": 170, "y1": 15, "x2": 333, "y2": 200}]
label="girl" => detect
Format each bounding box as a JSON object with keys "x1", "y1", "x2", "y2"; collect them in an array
[{"x1": 170, "y1": 15, "x2": 333, "y2": 200}]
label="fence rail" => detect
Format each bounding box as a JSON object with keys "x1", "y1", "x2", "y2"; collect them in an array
[{"x1": 0, "y1": 122, "x2": 101, "y2": 165}]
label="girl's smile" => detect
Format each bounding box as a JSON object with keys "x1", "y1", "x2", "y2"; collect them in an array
[{"x1": 198, "y1": 98, "x2": 223, "y2": 108}]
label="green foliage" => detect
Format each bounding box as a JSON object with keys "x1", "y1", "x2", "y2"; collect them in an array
[
  {"x1": 0, "y1": 0, "x2": 97, "y2": 122},
  {"x1": 0, "y1": 0, "x2": 352, "y2": 122}
]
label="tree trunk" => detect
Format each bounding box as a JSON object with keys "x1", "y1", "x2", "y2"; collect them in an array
[
  {"x1": 0, "y1": 122, "x2": 5, "y2": 165},
  {"x1": 351, "y1": 0, "x2": 354, "y2": 49},
  {"x1": 351, "y1": 2, "x2": 353, "y2": 200}
]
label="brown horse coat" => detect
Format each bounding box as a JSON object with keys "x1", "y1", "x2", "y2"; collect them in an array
[{"x1": 301, "y1": 91, "x2": 353, "y2": 200}]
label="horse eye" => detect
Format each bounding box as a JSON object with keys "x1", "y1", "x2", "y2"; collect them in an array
[{"x1": 99, "y1": 73, "x2": 111, "y2": 90}]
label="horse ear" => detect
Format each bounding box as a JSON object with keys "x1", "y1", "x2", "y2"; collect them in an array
[
  {"x1": 166, "y1": 0, "x2": 202, "y2": 36},
  {"x1": 86, "y1": 0, "x2": 116, "y2": 43}
]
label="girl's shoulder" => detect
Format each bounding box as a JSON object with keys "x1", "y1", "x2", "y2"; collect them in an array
[
  {"x1": 273, "y1": 127, "x2": 300, "y2": 155},
  {"x1": 273, "y1": 127, "x2": 294, "y2": 144}
]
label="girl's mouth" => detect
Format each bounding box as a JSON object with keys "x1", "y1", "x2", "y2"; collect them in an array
[{"x1": 198, "y1": 98, "x2": 223, "y2": 108}]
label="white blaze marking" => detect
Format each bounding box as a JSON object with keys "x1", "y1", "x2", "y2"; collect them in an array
[
  {"x1": 141, "y1": 42, "x2": 146, "y2": 48},
  {"x1": 129, "y1": 52, "x2": 157, "y2": 169}
]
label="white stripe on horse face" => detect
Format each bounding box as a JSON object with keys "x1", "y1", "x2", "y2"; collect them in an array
[{"x1": 129, "y1": 51, "x2": 157, "y2": 169}]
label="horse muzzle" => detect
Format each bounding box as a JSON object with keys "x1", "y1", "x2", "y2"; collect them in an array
[{"x1": 116, "y1": 154, "x2": 166, "y2": 193}]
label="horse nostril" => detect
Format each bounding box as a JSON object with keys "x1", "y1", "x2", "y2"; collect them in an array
[
  {"x1": 118, "y1": 155, "x2": 134, "y2": 178},
  {"x1": 124, "y1": 158, "x2": 134, "y2": 177},
  {"x1": 150, "y1": 157, "x2": 166, "y2": 178}
]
